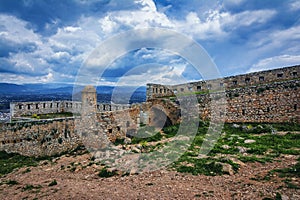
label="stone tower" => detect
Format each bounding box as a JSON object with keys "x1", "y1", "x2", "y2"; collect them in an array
[{"x1": 81, "y1": 85, "x2": 97, "y2": 117}]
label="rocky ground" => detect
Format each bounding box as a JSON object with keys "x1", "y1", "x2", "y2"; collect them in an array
[{"x1": 0, "y1": 151, "x2": 299, "y2": 200}]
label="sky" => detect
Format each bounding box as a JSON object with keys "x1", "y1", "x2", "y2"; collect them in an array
[{"x1": 0, "y1": 0, "x2": 299, "y2": 86}]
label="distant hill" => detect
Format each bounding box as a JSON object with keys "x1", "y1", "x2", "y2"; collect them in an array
[
  {"x1": 0, "y1": 83, "x2": 146, "y2": 100},
  {"x1": 0, "y1": 83, "x2": 73, "y2": 94},
  {"x1": 0, "y1": 83, "x2": 28, "y2": 93},
  {"x1": 0, "y1": 83, "x2": 146, "y2": 111}
]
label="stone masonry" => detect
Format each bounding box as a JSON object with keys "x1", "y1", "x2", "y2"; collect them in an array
[
  {"x1": 0, "y1": 86, "x2": 141, "y2": 156},
  {"x1": 0, "y1": 65, "x2": 299, "y2": 156},
  {"x1": 147, "y1": 65, "x2": 300, "y2": 123}
]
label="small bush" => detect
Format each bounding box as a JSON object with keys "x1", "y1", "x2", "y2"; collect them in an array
[
  {"x1": 48, "y1": 179, "x2": 57, "y2": 186},
  {"x1": 5, "y1": 179, "x2": 18, "y2": 185},
  {"x1": 22, "y1": 184, "x2": 42, "y2": 191},
  {"x1": 113, "y1": 138, "x2": 125, "y2": 145},
  {"x1": 98, "y1": 167, "x2": 117, "y2": 178}
]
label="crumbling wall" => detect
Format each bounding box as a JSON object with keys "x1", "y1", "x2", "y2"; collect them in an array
[
  {"x1": 10, "y1": 101, "x2": 81, "y2": 117},
  {"x1": 147, "y1": 65, "x2": 299, "y2": 99},
  {"x1": 224, "y1": 80, "x2": 299, "y2": 123},
  {"x1": 147, "y1": 65, "x2": 300, "y2": 123},
  {"x1": 0, "y1": 118, "x2": 80, "y2": 156},
  {"x1": 146, "y1": 83, "x2": 174, "y2": 99},
  {"x1": 10, "y1": 101, "x2": 130, "y2": 117},
  {"x1": 2, "y1": 65, "x2": 299, "y2": 157}
]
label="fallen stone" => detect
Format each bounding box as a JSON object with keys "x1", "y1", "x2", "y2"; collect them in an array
[
  {"x1": 130, "y1": 167, "x2": 138, "y2": 175},
  {"x1": 232, "y1": 124, "x2": 240, "y2": 128},
  {"x1": 216, "y1": 162, "x2": 234, "y2": 175},
  {"x1": 197, "y1": 154, "x2": 208, "y2": 159},
  {"x1": 106, "y1": 167, "x2": 117, "y2": 173},
  {"x1": 136, "y1": 144, "x2": 142, "y2": 149},
  {"x1": 237, "y1": 146, "x2": 248, "y2": 153},
  {"x1": 244, "y1": 139, "x2": 256, "y2": 144},
  {"x1": 222, "y1": 145, "x2": 230, "y2": 149},
  {"x1": 280, "y1": 194, "x2": 289, "y2": 200},
  {"x1": 228, "y1": 157, "x2": 245, "y2": 166},
  {"x1": 131, "y1": 146, "x2": 141, "y2": 153},
  {"x1": 124, "y1": 137, "x2": 131, "y2": 144}
]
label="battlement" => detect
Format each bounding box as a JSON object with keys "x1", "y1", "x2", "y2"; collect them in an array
[
  {"x1": 147, "y1": 65, "x2": 300, "y2": 99},
  {"x1": 1, "y1": 65, "x2": 299, "y2": 157},
  {"x1": 10, "y1": 101, "x2": 131, "y2": 118}
]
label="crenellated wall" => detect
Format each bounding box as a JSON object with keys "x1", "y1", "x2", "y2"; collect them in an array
[
  {"x1": 147, "y1": 65, "x2": 300, "y2": 97},
  {"x1": 147, "y1": 65, "x2": 300, "y2": 123},
  {"x1": 1, "y1": 65, "x2": 299, "y2": 157},
  {"x1": 10, "y1": 101, "x2": 130, "y2": 117},
  {"x1": 195, "y1": 80, "x2": 299, "y2": 123},
  {"x1": 0, "y1": 106, "x2": 142, "y2": 156}
]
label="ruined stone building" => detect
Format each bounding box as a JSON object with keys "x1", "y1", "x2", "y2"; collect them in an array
[
  {"x1": 147, "y1": 65, "x2": 299, "y2": 123},
  {"x1": 0, "y1": 65, "x2": 299, "y2": 156}
]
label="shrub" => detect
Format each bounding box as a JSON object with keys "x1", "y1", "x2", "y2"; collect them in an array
[
  {"x1": 48, "y1": 179, "x2": 57, "y2": 186},
  {"x1": 98, "y1": 167, "x2": 117, "y2": 178}
]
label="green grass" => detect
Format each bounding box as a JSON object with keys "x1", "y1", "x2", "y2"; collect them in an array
[
  {"x1": 284, "y1": 179, "x2": 300, "y2": 189},
  {"x1": 166, "y1": 121, "x2": 300, "y2": 176},
  {"x1": 208, "y1": 123, "x2": 300, "y2": 157},
  {"x1": 238, "y1": 155, "x2": 273, "y2": 163},
  {"x1": 172, "y1": 156, "x2": 239, "y2": 176},
  {"x1": 162, "y1": 124, "x2": 180, "y2": 138},
  {"x1": 1, "y1": 121, "x2": 299, "y2": 178},
  {"x1": 0, "y1": 146, "x2": 87, "y2": 176},
  {"x1": 131, "y1": 126, "x2": 163, "y2": 144},
  {"x1": 272, "y1": 157, "x2": 300, "y2": 178},
  {"x1": 0, "y1": 151, "x2": 39, "y2": 176},
  {"x1": 23, "y1": 112, "x2": 74, "y2": 119}
]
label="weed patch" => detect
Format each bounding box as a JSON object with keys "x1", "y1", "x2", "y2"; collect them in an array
[
  {"x1": 0, "y1": 151, "x2": 38, "y2": 176},
  {"x1": 22, "y1": 184, "x2": 42, "y2": 191},
  {"x1": 98, "y1": 167, "x2": 118, "y2": 178},
  {"x1": 48, "y1": 179, "x2": 57, "y2": 187}
]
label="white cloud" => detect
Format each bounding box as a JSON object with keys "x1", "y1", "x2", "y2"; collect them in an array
[
  {"x1": 135, "y1": 0, "x2": 157, "y2": 12},
  {"x1": 114, "y1": 63, "x2": 187, "y2": 86},
  {"x1": 0, "y1": 14, "x2": 64, "y2": 79},
  {"x1": 249, "y1": 25, "x2": 300, "y2": 55},
  {"x1": 133, "y1": 48, "x2": 180, "y2": 62},
  {"x1": 93, "y1": 1, "x2": 277, "y2": 42},
  {"x1": 289, "y1": 0, "x2": 300, "y2": 11},
  {"x1": 63, "y1": 26, "x2": 82, "y2": 33},
  {"x1": 99, "y1": 15, "x2": 119, "y2": 34},
  {"x1": 222, "y1": 9, "x2": 277, "y2": 28},
  {"x1": 0, "y1": 1, "x2": 297, "y2": 84},
  {"x1": 49, "y1": 23, "x2": 101, "y2": 53},
  {"x1": 0, "y1": 71, "x2": 54, "y2": 84},
  {"x1": 40, "y1": 71, "x2": 54, "y2": 82},
  {"x1": 0, "y1": 14, "x2": 103, "y2": 83},
  {"x1": 51, "y1": 51, "x2": 71, "y2": 60},
  {"x1": 248, "y1": 54, "x2": 300, "y2": 72},
  {"x1": 174, "y1": 11, "x2": 227, "y2": 40},
  {"x1": 0, "y1": 14, "x2": 42, "y2": 46}
]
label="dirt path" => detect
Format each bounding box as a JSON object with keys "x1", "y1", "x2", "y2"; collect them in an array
[{"x1": 0, "y1": 153, "x2": 299, "y2": 200}]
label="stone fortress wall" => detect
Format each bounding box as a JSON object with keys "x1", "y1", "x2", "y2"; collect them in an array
[
  {"x1": 10, "y1": 101, "x2": 130, "y2": 117},
  {"x1": 0, "y1": 106, "x2": 141, "y2": 156},
  {"x1": 2, "y1": 85, "x2": 139, "y2": 156},
  {"x1": 0, "y1": 65, "x2": 299, "y2": 156},
  {"x1": 0, "y1": 118, "x2": 79, "y2": 156},
  {"x1": 147, "y1": 65, "x2": 300, "y2": 123}
]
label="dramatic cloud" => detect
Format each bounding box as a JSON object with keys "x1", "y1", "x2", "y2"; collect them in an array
[
  {"x1": 0, "y1": 0, "x2": 299, "y2": 84},
  {"x1": 249, "y1": 55, "x2": 300, "y2": 72}
]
